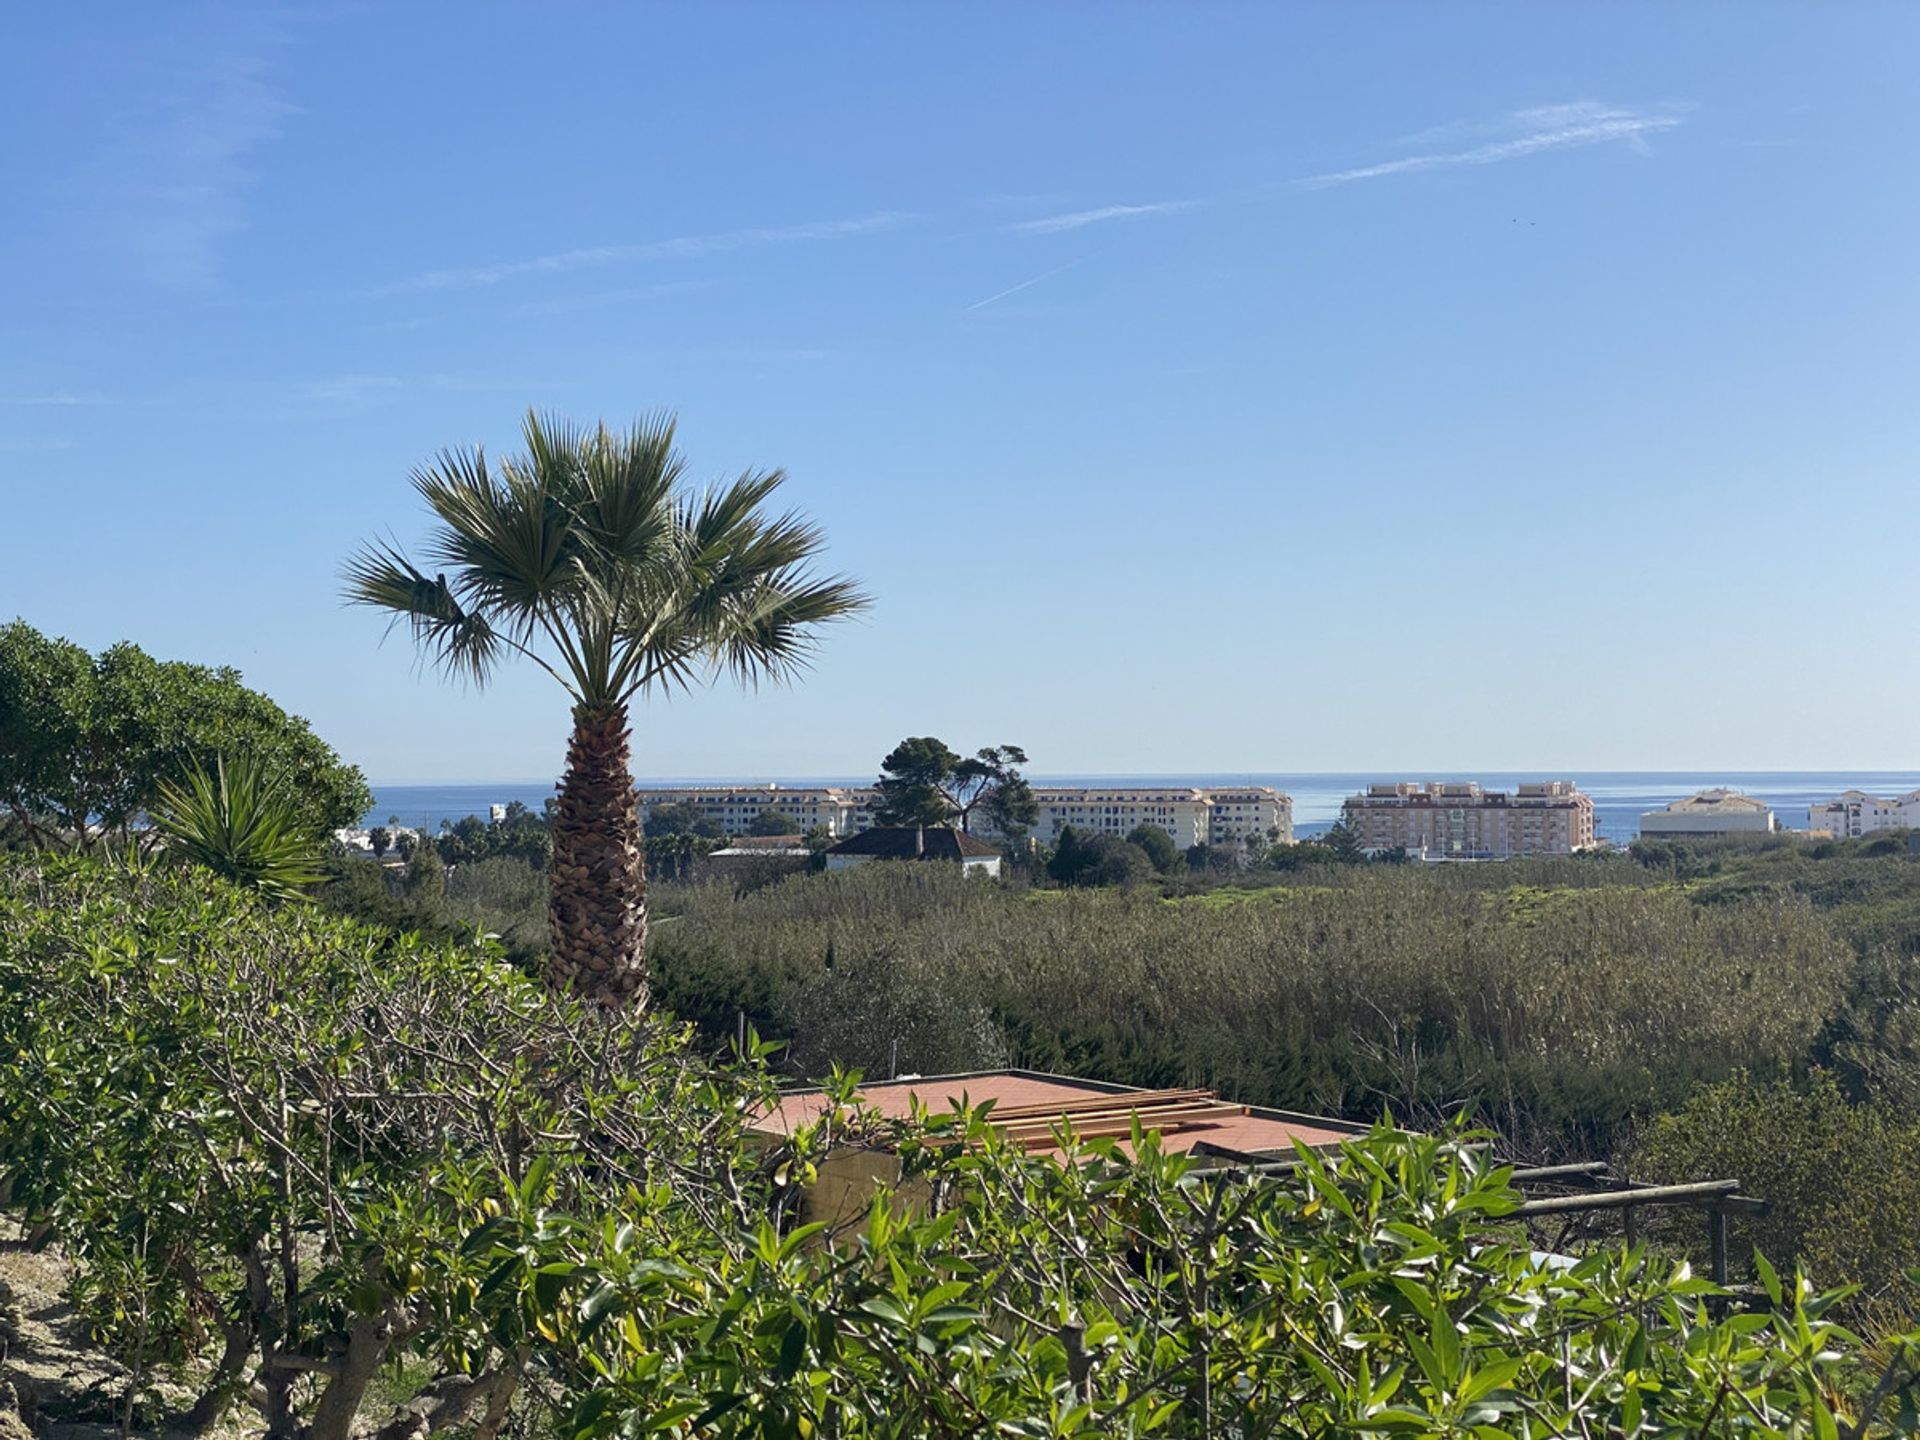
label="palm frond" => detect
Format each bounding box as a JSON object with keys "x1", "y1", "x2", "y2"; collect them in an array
[
  {"x1": 341, "y1": 540, "x2": 504, "y2": 686},
  {"x1": 411, "y1": 448, "x2": 579, "y2": 631},
  {"x1": 712, "y1": 574, "x2": 871, "y2": 689},
  {"x1": 681, "y1": 469, "x2": 790, "y2": 566},
  {"x1": 571, "y1": 411, "x2": 682, "y2": 567},
  {"x1": 349, "y1": 410, "x2": 867, "y2": 709}
]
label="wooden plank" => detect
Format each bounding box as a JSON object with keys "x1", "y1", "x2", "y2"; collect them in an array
[
  {"x1": 993, "y1": 1101, "x2": 1244, "y2": 1133},
  {"x1": 979, "y1": 1089, "x2": 1215, "y2": 1123},
  {"x1": 997, "y1": 1107, "x2": 1247, "y2": 1143}
]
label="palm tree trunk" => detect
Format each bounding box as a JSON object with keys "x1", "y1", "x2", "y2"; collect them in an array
[{"x1": 547, "y1": 704, "x2": 647, "y2": 1006}]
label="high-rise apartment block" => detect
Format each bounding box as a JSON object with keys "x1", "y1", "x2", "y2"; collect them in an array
[{"x1": 1341, "y1": 781, "x2": 1595, "y2": 858}]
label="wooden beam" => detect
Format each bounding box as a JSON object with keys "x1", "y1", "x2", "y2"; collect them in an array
[{"x1": 980, "y1": 1089, "x2": 1216, "y2": 1123}]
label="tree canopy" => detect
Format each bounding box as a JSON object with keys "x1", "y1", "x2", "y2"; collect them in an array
[
  {"x1": 872, "y1": 736, "x2": 1036, "y2": 833},
  {"x1": 0, "y1": 619, "x2": 370, "y2": 849},
  {"x1": 748, "y1": 807, "x2": 801, "y2": 835},
  {"x1": 1047, "y1": 824, "x2": 1154, "y2": 888},
  {"x1": 1125, "y1": 821, "x2": 1181, "y2": 874},
  {"x1": 871, "y1": 736, "x2": 961, "y2": 826},
  {"x1": 644, "y1": 800, "x2": 725, "y2": 839}
]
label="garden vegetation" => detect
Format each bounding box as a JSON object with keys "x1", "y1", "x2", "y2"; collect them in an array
[{"x1": 6, "y1": 854, "x2": 1920, "y2": 1436}]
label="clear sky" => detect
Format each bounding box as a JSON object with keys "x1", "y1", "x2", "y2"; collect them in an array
[{"x1": 3, "y1": 3, "x2": 1915, "y2": 783}]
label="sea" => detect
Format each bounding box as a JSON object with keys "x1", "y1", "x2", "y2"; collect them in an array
[{"x1": 366, "y1": 771, "x2": 1920, "y2": 848}]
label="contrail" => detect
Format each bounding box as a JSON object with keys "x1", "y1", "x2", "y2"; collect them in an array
[{"x1": 966, "y1": 255, "x2": 1091, "y2": 311}]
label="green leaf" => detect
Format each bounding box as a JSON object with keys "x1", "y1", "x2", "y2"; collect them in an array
[
  {"x1": 1429, "y1": 1310, "x2": 1462, "y2": 1384},
  {"x1": 856, "y1": 1296, "x2": 907, "y2": 1326}
]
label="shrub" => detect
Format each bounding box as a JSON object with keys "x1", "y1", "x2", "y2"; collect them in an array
[
  {"x1": 8, "y1": 854, "x2": 1920, "y2": 1436},
  {"x1": 0, "y1": 854, "x2": 763, "y2": 1439},
  {"x1": 150, "y1": 751, "x2": 328, "y2": 898},
  {"x1": 1636, "y1": 1072, "x2": 1920, "y2": 1327}
]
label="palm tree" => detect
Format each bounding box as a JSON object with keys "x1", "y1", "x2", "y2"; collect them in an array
[{"x1": 344, "y1": 411, "x2": 867, "y2": 1005}]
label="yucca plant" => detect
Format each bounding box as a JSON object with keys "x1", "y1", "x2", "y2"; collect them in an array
[
  {"x1": 151, "y1": 752, "x2": 328, "y2": 900},
  {"x1": 343, "y1": 410, "x2": 867, "y2": 1006}
]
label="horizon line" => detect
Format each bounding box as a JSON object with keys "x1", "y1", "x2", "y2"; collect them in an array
[{"x1": 366, "y1": 766, "x2": 1920, "y2": 789}]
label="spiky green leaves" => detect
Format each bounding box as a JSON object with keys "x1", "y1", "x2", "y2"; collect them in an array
[
  {"x1": 344, "y1": 410, "x2": 868, "y2": 708},
  {"x1": 151, "y1": 752, "x2": 327, "y2": 900}
]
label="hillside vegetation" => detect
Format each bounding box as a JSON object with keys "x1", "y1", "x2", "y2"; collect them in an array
[
  {"x1": 651, "y1": 858, "x2": 1856, "y2": 1155},
  {"x1": 6, "y1": 853, "x2": 1919, "y2": 1436}
]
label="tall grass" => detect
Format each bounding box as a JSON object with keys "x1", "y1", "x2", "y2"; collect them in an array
[{"x1": 649, "y1": 864, "x2": 1851, "y2": 1157}]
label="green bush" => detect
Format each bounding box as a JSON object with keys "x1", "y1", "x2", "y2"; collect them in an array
[
  {"x1": 0, "y1": 854, "x2": 761, "y2": 1438},
  {"x1": 444, "y1": 852, "x2": 550, "y2": 956},
  {"x1": 4, "y1": 855, "x2": 1919, "y2": 1435},
  {"x1": 150, "y1": 751, "x2": 328, "y2": 898},
  {"x1": 1636, "y1": 1072, "x2": 1920, "y2": 1329}
]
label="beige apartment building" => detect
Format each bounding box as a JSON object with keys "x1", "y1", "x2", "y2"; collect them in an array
[
  {"x1": 1341, "y1": 781, "x2": 1595, "y2": 858},
  {"x1": 639, "y1": 782, "x2": 1293, "y2": 847},
  {"x1": 635, "y1": 785, "x2": 873, "y2": 837},
  {"x1": 1004, "y1": 787, "x2": 1293, "y2": 849}
]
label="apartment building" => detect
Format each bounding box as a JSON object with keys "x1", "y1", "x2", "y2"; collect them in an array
[
  {"x1": 638, "y1": 782, "x2": 1293, "y2": 847},
  {"x1": 1001, "y1": 787, "x2": 1293, "y2": 849},
  {"x1": 1638, "y1": 789, "x2": 1777, "y2": 837},
  {"x1": 635, "y1": 785, "x2": 873, "y2": 837},
  {"x1": 1807, "y1": 789, "x2": 1920, "y2": 838},
  {"x1": 1341, "y1": 781, "x2": 1595, "y2": 858}
]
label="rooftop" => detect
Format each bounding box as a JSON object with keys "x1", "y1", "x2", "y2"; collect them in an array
[
  {"x1": 1656, "y1": 789, "x2": 1773, "y2": 814},
  {"x1": 751, "y1": 1069, "x2": 1366, "y2": 1160},
  {"x1": 825, "y1": 826, "x2": 1001, "y2": 860}
]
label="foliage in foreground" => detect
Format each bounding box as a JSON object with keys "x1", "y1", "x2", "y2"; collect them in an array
[
  {"x1": 5, "y1": 854, "x2": 1920, "y2": 1437},
  {"x1": 0, "y1": 855, "x2": 761, "y2": 1440},
  {"x1": 0, "y1": 618, "x2": 371, "y2": 849}
]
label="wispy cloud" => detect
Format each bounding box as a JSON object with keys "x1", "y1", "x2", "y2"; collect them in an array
[
  {"x1": 1300, "y1": 101, "x2": 1688, "y2": 188},
  {"x1": 1006, "y1": 201, "x2": 1198, "y2": 235},
  {"x1": 265, "y1": 372, "x2": 578, "y2": 419},
  {"x1": 510, "y1": 279, "x2": 713, "y2": 318},
  {"x1": 288, "y1": 374, "x2": 406, "y2": 413},
  {"x1": 76, "y1": 12, "x2": 297, "y2": 288},
  {"x1": 0, "y1": 392, "x2": 109, "y2": 407},
  {"x1": 967, "y1": 256, "x2": 1092, "y2": 311},
  {"x1": 369, "y1": 212, "x2": 921, "y2": 297}
]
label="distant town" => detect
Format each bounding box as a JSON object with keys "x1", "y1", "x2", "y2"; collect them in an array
[
  {"x1": 341, "y1": 780, "x2": 1920, "y2": 864},
  {"x1": 641, "y1": 779, "x2": 1920, "y2": 857}
]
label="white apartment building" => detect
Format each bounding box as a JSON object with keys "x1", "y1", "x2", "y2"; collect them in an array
[
  {"x1": 996, "y1": 787, "x2": 1293, "y2": 849},
  {"x1": 1808, "y1": 789, "x2": 1920, "y2": 838},
  {"x1": 1639, "y1": 789, "x2": 1778, "y2": 837},
  {"x1": 638, "y1": 782, "x2": 1293, "y2": 847},
  {"x1": 1341, "y1": 781, "x2": 1596, "y2": 858},
  {"x1": 635, "y1": 785, "x2": 873, "y2": 837}
]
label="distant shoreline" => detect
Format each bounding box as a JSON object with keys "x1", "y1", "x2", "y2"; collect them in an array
[{"x1": 365, "y1": 771, "x2": 1920, "y2": 847}]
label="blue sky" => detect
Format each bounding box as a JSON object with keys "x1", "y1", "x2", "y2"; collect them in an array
[{"x1": 4, "y1": 3, "x2": 1915, "y2": 782}]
